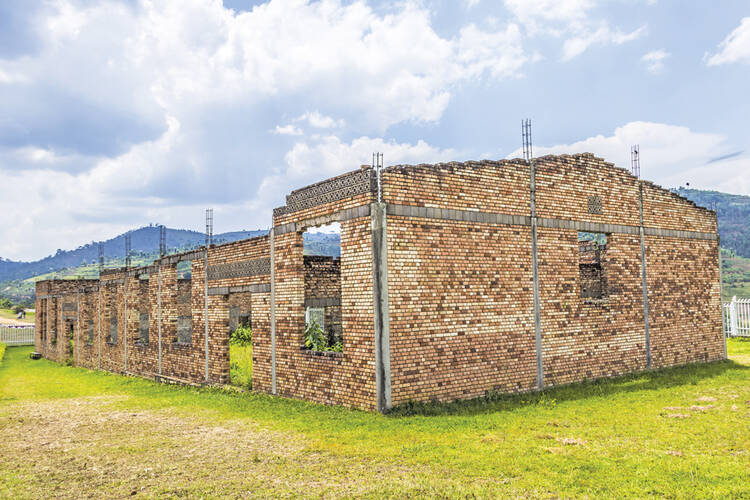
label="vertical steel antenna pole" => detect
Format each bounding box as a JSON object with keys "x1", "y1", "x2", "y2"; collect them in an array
[{"x1": 638, "y1": 182, "x2": 652, "y2": 369}]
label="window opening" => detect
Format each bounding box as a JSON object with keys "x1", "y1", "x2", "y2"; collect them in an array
[
  {"x1": 176, "y1": 261, "x2": 192, "y2": 344},
  {"x1": 578, "y1": 232, "x2": 608, "y2": 300},
  {"x1": 228, "y1": 293, "x2": 253, "y2": 389},
  {"x1": 109, "y1": 316, "x2": 118, "y2": 344},
  {"x1": 139, "y1": 312, "x2": 149, "y2": 345},
  {"x1": 302, "y1": 223, "x2": 342, "y2": 353}
]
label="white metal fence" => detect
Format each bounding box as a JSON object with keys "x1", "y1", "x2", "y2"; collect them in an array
[
  {"x1": 0, "y1": 325, "x2": 35, "y2": 346},
  {"x1": 723, "y1": 296, "x2": 750, "y2": 338}
]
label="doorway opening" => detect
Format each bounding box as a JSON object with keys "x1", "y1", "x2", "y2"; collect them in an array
[
  {"x1": 66, "y1": 320, "x2": 75, "y2": 366},
  {"x1": 228, "y1": 292, "x2": 252, "y2": 389}
]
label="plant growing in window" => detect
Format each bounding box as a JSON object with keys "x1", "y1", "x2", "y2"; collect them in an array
[
  {"x1": 304, "y1": 319, "x2": 327, "y2": 351},
  {"x1": 230, "y1": 324, "x2": 252, "y2": 346}
]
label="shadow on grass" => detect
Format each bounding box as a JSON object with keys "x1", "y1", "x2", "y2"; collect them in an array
[{"x1": 389, "y1": 358, "x2": 748, "y2": 417}]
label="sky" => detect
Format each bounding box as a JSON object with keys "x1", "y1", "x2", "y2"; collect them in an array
[{"x1": 0, "y1": 0, "x2": 748, "y2": 261}]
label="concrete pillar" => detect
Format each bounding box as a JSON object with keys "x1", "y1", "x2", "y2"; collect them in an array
[
  {"x1": 530, "y1": 160, "x2": 544, "y2": 390},
  {"x1": 97, "y1": 287, "x2": 101, "y2": 370},
  {"x1": 157, "y1": 266, "x2": 163, "y2": 376},
  {"x1": 270, "y1": 225, "x2": 277, "y2": 395},
  {"x1": 718, "y1": 234, "x2": 727, "y2": 359},
  {"x1": 371, "y1": 202, "x2": 391, "y2": 413},
  {"x1": 204, "y1": 248, "x2": 210, "y2": 383},
  {"x1": 638, "y1": 183, "x2": 652, "y2": 369},
  {"x1": 124, "y1": 277, "x2": 128, "y2": 372}
]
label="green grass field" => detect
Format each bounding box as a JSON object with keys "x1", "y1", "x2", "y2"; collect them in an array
[
  {"x1": 0, "y1": 341, "x2": 748, "y2": 498},
  {"x1": 229, "y1": 344, "x2": 252, "y2": 389},
  {"x1": 0, "y1": 308, "x2": 34, "y2": 323}
]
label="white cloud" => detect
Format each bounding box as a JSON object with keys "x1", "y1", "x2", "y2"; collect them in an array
[
  {"x1": 0, "y1": 0, "x2": 530, "y2": 261},
  {"x1": 508, "y1": 121, "x2": 750, "y2": 195},
  {"x1": 705, "y1": 17, "x2": 750, "y2": 66},
  {"x1": 504, "y1": 0, "x2": 646, "y2": 60},
  {"x1": 282, "y1": 135, "x2": 458, "y2": 181},
  {"x1": 295, "y1": 112, "x2": 344, "y2": 129},
  {"x1": 641, "y1": 49, "x2": 670, "y2": 74},
  {"x1": 273, "y1": 124, "x2": 304, "y2": 136},
  {"x1": 562, "y1": 25, "x2": 645, "y2": 61}
]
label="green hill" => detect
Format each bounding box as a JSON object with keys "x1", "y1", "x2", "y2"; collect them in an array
[
  {"x1": 0, "y1": 226, "x2": 341, "y2": 304},
  {"x1": 674, "y1": 187, "x2": 750, "y2": 258}
]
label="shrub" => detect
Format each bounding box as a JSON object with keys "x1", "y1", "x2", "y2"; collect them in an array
[
  {"x1": 230, "y1": 324, "x2": 252, "y2": 347},
  {"x1": 304, "y1": 320, "x2": 327, "y2": 351},
  {"x1": 304, "y1": 321, "x2": 343, "y2": 352}
]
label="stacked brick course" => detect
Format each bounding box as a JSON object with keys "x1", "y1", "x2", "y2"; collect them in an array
[{"x1": 36, "y1": 153, "x2": 724, "y2": 411}]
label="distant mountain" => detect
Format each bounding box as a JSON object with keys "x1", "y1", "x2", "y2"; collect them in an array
[
  {"x1": 0, "y1": 226, "x2": 266, "y2": 283},
  {"x1": 0, "y1": 223, "x2": 343, "y2": 291},
  {"x1": 673, "y1": 188, "x2": 750, "y2": 258}
]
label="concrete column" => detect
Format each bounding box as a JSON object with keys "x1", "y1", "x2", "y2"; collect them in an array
[
  {"x1": 718, "y1": 235, "x2": 727, "y2": 359},
  {"x1": 157, "y1": 266, "x2": 163, "y2": 376},
  {"x1": 204, "y1": 248, "x2": 210, "y2": 383},
  {"x1": 97, "y1": 288, "x2": 101, "y2": 370},
  {"x1": 270, "y1": 225, "x2": 277, "y2": 395},
  {"x1": 638, "y1": 183, "x2": 652, "y2": 369},
  {"x1": 46, "y1": 298, "x2": 51, "y2": 357},
  {"x1": 530, "y1": 160, "x2": 544, "y2": 390},
  {"x1": 76, "y1": 292, "x2": 80, "y2": 367},
  {"x1": 371, "y1": 202, "x2": 392, "y2": 413},
  {"x1": 124, "y1": 277, "x2": 128, "y2": 372}
]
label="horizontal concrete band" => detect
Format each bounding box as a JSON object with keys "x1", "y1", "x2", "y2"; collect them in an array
[
  {"x1": 273, "y1": 204, "x2": 371, "y2": 236},
  {"x1": 642, "y1": 226, "x2": 717, "y2": 240},
  {"x1": 207, "y1": 283, "x2": 271, "y2": 296},
  {"x1": 388, "y1": 203, "x2": 531, "y2": 226},
  {"x1": 304, "y1": 297, "x2": 341, "y2": 308},
  {"x1": 387, "y1": 203, "x2": 718, "y2": 241}
]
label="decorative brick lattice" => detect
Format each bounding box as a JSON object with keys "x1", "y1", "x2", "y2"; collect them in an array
[
  {"x1": 588, "y1": 196, "x2": 603, "y2": 214},
  {"x1": 274, "y1": 169, "x2": 375, "y2": 216},
  {"x1": 207, "y1": 258, "x2": 270, "y2": 281}
]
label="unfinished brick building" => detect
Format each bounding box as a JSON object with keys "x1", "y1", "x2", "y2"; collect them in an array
[{"x1": 35, "y1": 153, "x2": 725, "y2": 412}]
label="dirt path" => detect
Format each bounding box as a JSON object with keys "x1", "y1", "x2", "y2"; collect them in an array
[
  {"x1": 0, "y1": 397, "x2": 443, "y2": 499},
  {"x1": 0, "y1": 317, "x2": 33, "y2": 326}
]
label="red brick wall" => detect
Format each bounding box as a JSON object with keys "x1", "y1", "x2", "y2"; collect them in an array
[
  {"x1": 34, "y1": 153, "x2": 723, "y2": 411},
  {"x1": 646, "y1": 236, "x2": 723, "y2": 366},
  {"x1": 386, "y1": 218, "x2": 537, "y2": 404}
]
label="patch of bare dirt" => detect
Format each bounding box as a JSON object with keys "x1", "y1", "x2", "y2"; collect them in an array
[
  {"x1": 687, "y1": 405, "x2": 716, "y2": 412},
  {"x1": 556, "y1": 437, "x2": 586, "y2": 446},
  {"x1": 0, "y1": 397, "x2": 444, "y2": 499},
  {"x1": 696, "y1": 396, "x2": 717, "y2": 402}
]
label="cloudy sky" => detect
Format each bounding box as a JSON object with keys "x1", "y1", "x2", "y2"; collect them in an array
[{"x1": 1, "y1": 0, "x2": 748, "y2": 261}]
